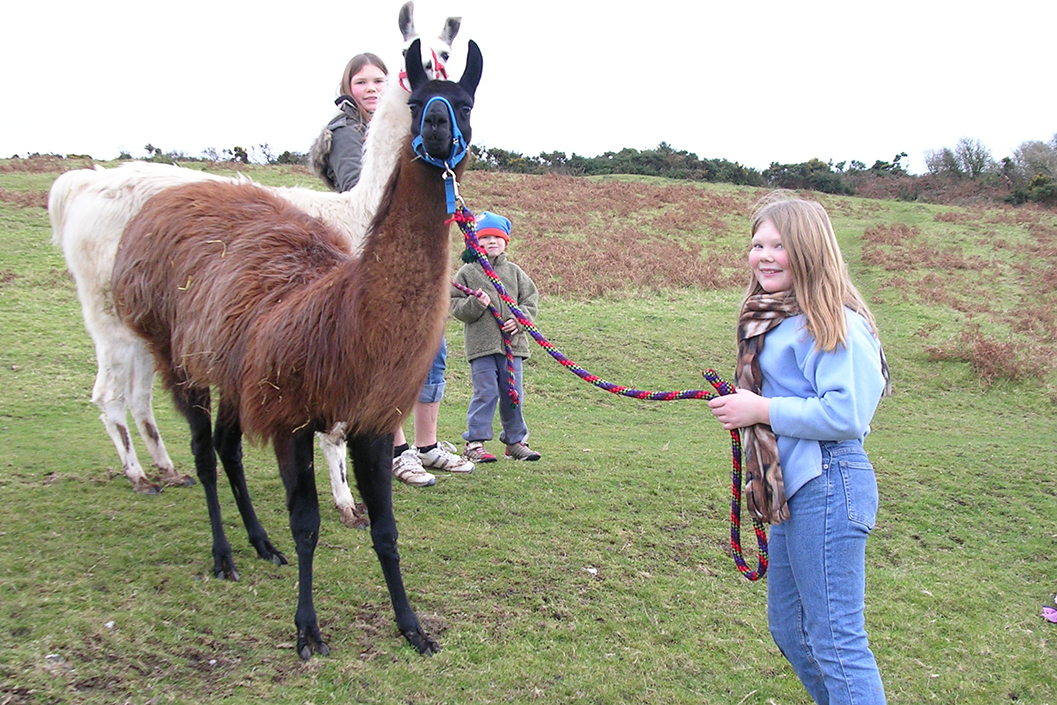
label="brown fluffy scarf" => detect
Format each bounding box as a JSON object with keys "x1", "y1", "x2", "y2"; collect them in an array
[
  {"x1": 735, "y1": 292, "x2": 891, "y2": 525},
  {"x1": 735, "y1": 292, "x2": 800, "y2": 525}
]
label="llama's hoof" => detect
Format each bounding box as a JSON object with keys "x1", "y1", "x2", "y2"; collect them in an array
[
  {"x1": 297, "y1": 627, "x2": 329, "y2": 660},
  {"x1": 159, "y1": 471, "x2": 196, "y2": 488},
  {"x1": 215, "y1": 566, "x2": 240, "y2": 581},
  {"x1": 130, "y1": 477, "x2": 163, "y2": 495},
  {"x1": 250, "y1": 537, "x2": 288, "y2": 566},
  {"x1": 298, "y1": 641, "x2": 330, "y2": 660},
  {"x1": 338, "y1": 502, "x2": 370, "y2": 530},
  {"x1": 404, "y1": 628, "x2": 440, "y2": 656},
  {"x1": 214, "y1": 556, "x2": 240, "y2": 582}
]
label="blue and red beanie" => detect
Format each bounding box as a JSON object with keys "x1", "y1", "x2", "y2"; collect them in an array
[{"x1": 476, "y1": 211, "x2": 511, "y2": 243}]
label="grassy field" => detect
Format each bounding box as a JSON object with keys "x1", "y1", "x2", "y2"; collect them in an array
[{"x1": 1, "y1": 158, "x2": 1055, "y2": 704}]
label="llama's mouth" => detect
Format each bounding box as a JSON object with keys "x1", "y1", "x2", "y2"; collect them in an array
[{"x1": 419, "y1": 102, "x2": 455, "y2": 160}]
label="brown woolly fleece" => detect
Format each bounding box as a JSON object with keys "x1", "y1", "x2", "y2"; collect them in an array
[{"x1": 112, "y1": 144, "x2": 460, "y2": 444}]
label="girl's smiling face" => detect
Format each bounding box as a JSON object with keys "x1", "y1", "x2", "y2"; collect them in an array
[
  {"x1": 349, "y1": 64, "x2": 387, "y2": 115},
  {"x1": 749, "y1": 219, "x2": 793, "y2": 293}
]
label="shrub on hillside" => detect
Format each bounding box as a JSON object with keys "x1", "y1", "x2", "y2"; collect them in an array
[
  {"x1": 763, "y1": 158, "x2": 851, "y2": 195},
  {"x1": 925, "y1": 324, "x2": 1050, "y2": 385}
]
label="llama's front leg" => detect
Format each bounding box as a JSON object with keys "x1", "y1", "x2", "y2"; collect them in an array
[
  {"x1": 277, "y1": 429, "x2": 328, "y2": 660},
  {"x1": 175, "y1": 387, "x2": 239, "y2": 580},
  {"x1": 349, "y1": 433, "x2": 438, "y2": 655},
  {"x1": 318, "y1": 425, "x2": 368, "y2": 529},
  {"x1": 214, "y1": 417, "x2": 287, "y2": 566}
]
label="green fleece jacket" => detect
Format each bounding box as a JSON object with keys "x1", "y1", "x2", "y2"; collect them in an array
[{"x1": 451, "y1": 253, "x2": 539, "y2": 361}]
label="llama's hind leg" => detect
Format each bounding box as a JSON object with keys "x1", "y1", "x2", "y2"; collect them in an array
[
  {"x1": 318, "y1": 425, "x2": 368, "y2": 529},
  {"x1": 213, "y1": 416, "x2": 287, "y2": 566},
  {"x1": 349, "y1": 433, "x2": 438, "y2": 655},
  {"x1": 91, "y1": 354, "x2": 159, "y2": 494},
  {"x1": 127, "y1": 346, "x2": 192, "y2": 488},
  {"x1": 173, "y1": 386, "x2": 239, "y2": 580},
  {"x1": 276, "y1": 428, "x2": 328, "y2": 659}
]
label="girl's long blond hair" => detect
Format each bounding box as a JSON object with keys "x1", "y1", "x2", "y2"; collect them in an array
[{"x1": 746, "y1": 192, "x2": 879, "y2": 351}]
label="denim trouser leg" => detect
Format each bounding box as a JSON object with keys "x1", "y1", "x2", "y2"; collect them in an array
[
  {"x1": 418, "y1": 339, "x2": 447, "y2": 404},
  {"x1": 463, "y1": 354, "x2": 528, "y2": 444},
  {"x1": 767, "y1": 440, "x2": 886, "y2": 705}
]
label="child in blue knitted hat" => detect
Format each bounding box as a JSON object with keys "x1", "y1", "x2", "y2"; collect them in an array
[{"x1": 451, "y1": 211, "x2": 541, "y2": 462}]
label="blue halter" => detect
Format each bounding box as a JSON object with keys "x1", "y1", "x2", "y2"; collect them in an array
[
  {"x1": 410, "y1": 95, "x2": 469, "y2": 214},
  {"x1": 410, "y1": 95, "x2": 469, "y2": 170}
]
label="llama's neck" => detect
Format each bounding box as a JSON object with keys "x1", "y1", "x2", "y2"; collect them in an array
[
  {"x1": 242, "y1": 146, "x2": 461, "y2": 439},
  {"x1": 357, "y1": 78, "x2": 413, "y2": 214},
  {"x1": 347, "y1": 145, "x2": 455, "y2": 337},
  {"x1": 332, "y1": 149, "x2": 458, "y2": 434}
]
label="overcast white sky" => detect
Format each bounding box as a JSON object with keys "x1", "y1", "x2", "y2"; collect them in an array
[{"x1": 3, "y1": 0, "x2": 1054, "y2": 174}]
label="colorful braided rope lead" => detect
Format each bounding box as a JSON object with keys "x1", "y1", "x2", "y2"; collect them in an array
[{"x1": 448, "y1": 206, "x2": 768, "y2": 580}]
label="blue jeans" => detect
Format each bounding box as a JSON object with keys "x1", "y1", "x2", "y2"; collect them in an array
[
  {"x1": 418, "y1": 339, "x2": 447, "y2": 404},
  {"x1": 767, "y1": 440, "x2": 886, "y2": 705},
  {"x1": 463, "y1": 354, "x2": 528, "y2": 445}
]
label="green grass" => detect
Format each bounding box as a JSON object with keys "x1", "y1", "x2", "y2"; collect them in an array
[{"x1": 1, "y1": 159, "x2": 1055, "y2": 704}]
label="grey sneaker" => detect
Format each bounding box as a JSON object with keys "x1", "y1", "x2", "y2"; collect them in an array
[
  {"x1": 504, "y1": 441, "x2": 541, "y2": 461},
  {"x1": 464, "y1": 441, "x2": 497, "y2": 463},
  {"x1": 392, "y1": 449, "x2": 436, "y2": 487},
  {"x1": 418, "y1": 441, "x2": 475, "y2": 473}
]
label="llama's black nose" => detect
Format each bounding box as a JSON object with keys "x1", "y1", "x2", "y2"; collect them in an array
[{"x1": 419, "y1": 101, "x2": 454, "y2": 160}]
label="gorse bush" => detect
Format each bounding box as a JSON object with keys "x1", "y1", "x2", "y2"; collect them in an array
[
  {"x1": 468, "y1": 134, "x2": 1057, "y2": 208},
  {"x1": 470, "y1": 142, "x2": 766, "y2": 187},
  {"x1": 762, "y1": 158, "x2": 853, "y2": 195}
]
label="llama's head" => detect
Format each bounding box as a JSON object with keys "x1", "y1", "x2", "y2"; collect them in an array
[
  {"x1": 406, "y1": 38, "x2": 482, "y2": 167},
  {"x1": 398, "y1": 1, "x2": 461, "y2": 81}
]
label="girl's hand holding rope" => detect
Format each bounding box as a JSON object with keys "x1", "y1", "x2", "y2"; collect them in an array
[{"x1": 708, "y1": 388, "x2": 770, "y2": 431}]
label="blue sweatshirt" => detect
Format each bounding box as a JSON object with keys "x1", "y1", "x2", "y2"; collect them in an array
[{"x1": 761, "y1": 308, "x2": 886, "y2": 500}]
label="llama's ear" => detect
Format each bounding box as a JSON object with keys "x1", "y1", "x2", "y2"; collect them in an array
[
  {"x1": 458, "y1": 40, "x2": 483, "y2": 97},
  {"x1": 405, "y1": 39, "x2": 429, "y2": 91},
  {"x1": 440, "y1": 16, "x2": 461, "y2": 45},
  {"x1": 398, "y1": 1, "x2": 416, "y2": 42}
]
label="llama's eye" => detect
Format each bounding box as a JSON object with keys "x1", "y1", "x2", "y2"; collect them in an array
[{"x1": 440, "y1": 52, "x2": 450, "y2": 61}]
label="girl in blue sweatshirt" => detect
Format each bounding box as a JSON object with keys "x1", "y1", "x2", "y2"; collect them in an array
[{"x1": 709, "y1": 194, "x2": 890, "y2": 704}]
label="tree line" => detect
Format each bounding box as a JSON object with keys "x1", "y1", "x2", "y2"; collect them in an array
[
  {"x1": 124, "y1": 132, "x2": 1057, "y2": 208},
  {"x1": 466, "y1": 135, "x2": 1057, "y2": 207}
]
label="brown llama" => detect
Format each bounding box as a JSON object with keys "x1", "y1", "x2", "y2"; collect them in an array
[{"x1": 110, "y1": 39, "x2": 482, "y2": 659}]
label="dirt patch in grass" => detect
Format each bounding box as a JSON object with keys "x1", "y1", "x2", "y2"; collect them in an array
[
  {"x1": 0, "y1": 188, "x2": 48, "y2": 209},
  {"x1": 0, "y1": 155, "x2": 92, "y2": 173}
]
